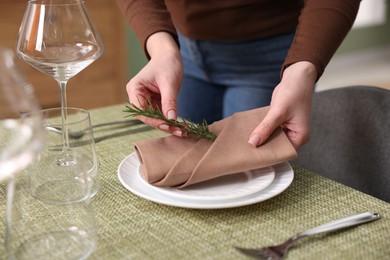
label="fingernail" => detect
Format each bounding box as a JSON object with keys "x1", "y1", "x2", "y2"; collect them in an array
[
  {"x1": 172, "y1": 130, "x2": 182, "y2": 137},
  {"x1": 158, "y1": 124, "x2": 169, "y2": 131},
  {"x1": 248, "y1": 134, "x2": 261, "y2": 147},
  {"x1": 167, "y1": 110, "x2": 176, "y2": 120}
]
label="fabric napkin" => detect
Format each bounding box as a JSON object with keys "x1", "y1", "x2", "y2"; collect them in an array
[{"x1": 134, "y1": 107, "x2": 297, "y2": 188}]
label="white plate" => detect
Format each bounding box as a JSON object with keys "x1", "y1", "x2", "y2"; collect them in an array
[
  {"x1": 140, "y1": 166, "x2": 275, "y2": 201},
  {"x1": 118, "y1": 153, "x2": 294, "y2": 209}
]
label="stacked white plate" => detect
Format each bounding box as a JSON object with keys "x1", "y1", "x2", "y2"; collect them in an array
[{"x1": 118, "y1": 153, "x2": 294, "y2": 209}]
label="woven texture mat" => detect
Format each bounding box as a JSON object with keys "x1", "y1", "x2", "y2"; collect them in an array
[{"x1": 1, "y1": 104, "x2": 389, "y2": 259}]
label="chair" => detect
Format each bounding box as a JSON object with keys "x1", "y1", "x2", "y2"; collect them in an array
[{"x1": 292, "y1": 86, "x2": 390, "y2": 202}]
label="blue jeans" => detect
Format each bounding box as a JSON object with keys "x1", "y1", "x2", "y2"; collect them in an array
[{"x1": 177, "y1": 31, "x2": 295, "y2": 124}]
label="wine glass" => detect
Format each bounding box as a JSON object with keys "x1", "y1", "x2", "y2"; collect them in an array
[
  {"x1": 0, "y1": 47, "x2": 44, "y2": 182},
  {"x1": 16, "y1": 0, "x2": 103, "y2": 165}
]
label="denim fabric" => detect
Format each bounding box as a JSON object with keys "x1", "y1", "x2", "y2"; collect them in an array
[{"x1": 177, "y1": 31, "x2": 295, "y2": 124}]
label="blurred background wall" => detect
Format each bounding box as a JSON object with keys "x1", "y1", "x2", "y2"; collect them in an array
[
  {"x1": 0, "y1": 0, "x2": 128, "y2": 109},
  {"x1": 317, "y1": 0, "x2": 390, "y2": 91}
]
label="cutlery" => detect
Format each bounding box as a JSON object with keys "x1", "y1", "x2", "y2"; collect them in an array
[
  {"x1": 48, "y1": 125, "x2": 153, "y2": 150},
  {"x1": 235, "y1": 211, "x2": 380, "y2": 260},
  {"x1": 46, "y1": 119, "x2": 143, "y2": 139}
]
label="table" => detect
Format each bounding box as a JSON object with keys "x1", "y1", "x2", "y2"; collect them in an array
[{"x1": 1, "y1": 104, "x2": 390, "y2": 259}]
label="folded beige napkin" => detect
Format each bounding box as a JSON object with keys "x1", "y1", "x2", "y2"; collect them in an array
[{"x1": 134, "y1": 107, "x2": 297, "y2": 188}]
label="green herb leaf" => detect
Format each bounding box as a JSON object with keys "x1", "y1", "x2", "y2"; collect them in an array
[{"x1": 123, "y1": 100, "x2": 216, "y2": 141}]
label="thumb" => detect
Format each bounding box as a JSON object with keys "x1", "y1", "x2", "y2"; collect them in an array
[
  {"x1": 160, "y1": 88, "x2": 178, "y2": 121},
  {"x1": 248, "y1": 109, "x2": 285, "y2": 147}
]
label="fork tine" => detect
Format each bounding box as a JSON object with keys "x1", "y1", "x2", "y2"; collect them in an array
[{"x1": 234, "y1": 247, "x2": 271, "y2": 259}]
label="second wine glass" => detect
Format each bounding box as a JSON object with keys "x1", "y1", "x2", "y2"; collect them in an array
[
  {"x1": 16, "y1": 0, "x2": 103, "y2": 109},
  {"x1": 16, "y1": 0, "x2": 103, "y2": 164}
]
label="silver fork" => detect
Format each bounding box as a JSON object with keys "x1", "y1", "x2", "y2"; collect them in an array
[{"x1": 235, "y1": 212, "x2": 380, "y2": 260}]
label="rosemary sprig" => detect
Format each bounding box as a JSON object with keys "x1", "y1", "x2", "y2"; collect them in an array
[{"x1": 123, "y1": 100, "x2": 216, "y2": 141}]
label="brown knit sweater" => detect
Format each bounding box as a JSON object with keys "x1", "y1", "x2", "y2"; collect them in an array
[{"x1": 116, "y1": 0, "x2": 361, "y2": 78}]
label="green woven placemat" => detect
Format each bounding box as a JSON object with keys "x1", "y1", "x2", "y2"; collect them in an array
[{"x1": 1, "y1": 104, "x2": 389, "y2": 259}]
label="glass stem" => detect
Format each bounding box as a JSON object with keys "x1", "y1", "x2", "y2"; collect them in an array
[
  {"x1": 58, "y1": 80, "x2": 70, "y2": 152},
  {"x1": 59, "y1": 80, "x2": 68, "y2": 110},
  {"x1": 57, "y1": 81, "x2": 75, "y2": 166}
]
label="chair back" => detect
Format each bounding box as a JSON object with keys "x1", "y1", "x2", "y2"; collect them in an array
[{"x1": 292, "y1": 86, "x2": 390, "y2": 202}]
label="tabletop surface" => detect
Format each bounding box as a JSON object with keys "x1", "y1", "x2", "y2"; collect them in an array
[{"x1": 1, "y1": 104, "x2": 390, "y2": 259}]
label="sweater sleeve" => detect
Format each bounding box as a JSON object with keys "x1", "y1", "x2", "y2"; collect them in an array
[
  {"x1": 282, "y1": 0, "x2": 361, "y2": 80},
  {"x1": 115, "y1": 0, "x2": 178, "y2": 58}
]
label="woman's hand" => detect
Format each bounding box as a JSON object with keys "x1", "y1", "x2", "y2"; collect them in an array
[
  {"x1": 126, "y1": 32, "x2": 184, "y2": 136},
  {"x1": 248, "y1": 61, "x2": 317, "y2": 149}
]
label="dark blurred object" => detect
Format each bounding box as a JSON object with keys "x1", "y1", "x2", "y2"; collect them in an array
[{"x1": 292, "y1": 86, "x2": 390, "y2": 202}]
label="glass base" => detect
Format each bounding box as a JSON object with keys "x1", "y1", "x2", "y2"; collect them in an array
[
  {"x1": 12, "y1": 230, "x2": 95, "y2": 260},
  {"x1": 56, "y1": 152, "x2": 77, "y2": 167}
]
